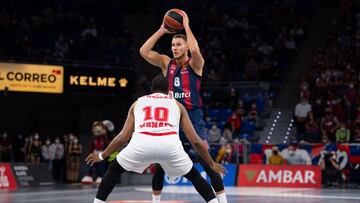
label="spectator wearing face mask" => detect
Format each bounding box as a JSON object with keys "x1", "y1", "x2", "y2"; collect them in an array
[
  {"x1": 227, "y1": 112, "x2": 241, "y2": 138},
  {"x1": 52, "y1": 137, "x2": 64, "y2": 182},
  {"x1": 29, "y1": 133, "x2": 42, "y2": 164},
  {"x1": 320, "y1": 108, "x2": 340, "y2": 143},
  {"x1": 221, "y1": 123, "x2": 233, "y2": 144},
  {"x1": 294, "y1": 97, "x2": 312, "y2": 140},
  {"x1": 268, "y1": 146, "x2": 284, "y2": 165},
  {"x1": 305, "y1": 112, "x2": 320, "y2": 143},
  {"x1": 283, "y1": 145, "x2": 311, "y2": 165},
  {"x1": 41, "y1": 137, "x2": 56, "y2": 172},
  {"x1": 208, "y1": 124, "x2": 221, "y2": 143},
  {"x1": 67, "y1": 136, "x2": 82, "y2": 182}
]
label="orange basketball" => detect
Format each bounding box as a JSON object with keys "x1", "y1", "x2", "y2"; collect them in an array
[{"x1": 163, "y1": 9, "x2": 184, "y2": 32}]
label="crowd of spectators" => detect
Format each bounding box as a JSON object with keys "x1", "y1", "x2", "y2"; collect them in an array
[
  {"x1": 294, "y1": 0, "x2": 360, "y2": 144},
  {"x1": 0, "y1": 0, "x2": 133, "y2": 66},
  {"x1": 0, "y1": 131, "x2": 82, "y2": 183}
]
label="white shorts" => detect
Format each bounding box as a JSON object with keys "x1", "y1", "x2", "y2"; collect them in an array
[{"x1": 116, "y1": 134, "x2": 193, "y2": 177}]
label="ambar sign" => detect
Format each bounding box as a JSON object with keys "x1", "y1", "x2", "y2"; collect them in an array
[
  {"x1": 0, "y1": 63, "x2": 64, "y2": 93},
  {"x1": 237, "y1": 165, "x2": 322, "y2": 188}
]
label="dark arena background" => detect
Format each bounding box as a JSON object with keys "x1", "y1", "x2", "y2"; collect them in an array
[{"x1": 1, "y1": 0, "x2": 360, "y2": 202}]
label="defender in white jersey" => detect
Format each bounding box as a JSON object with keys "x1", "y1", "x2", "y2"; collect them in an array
[
  {"x1": 118, "y1": 92, "x2": 192, "y2": 176},
  {"x1": 86, "y1": 75, "x2": 225, "y2": 203}
]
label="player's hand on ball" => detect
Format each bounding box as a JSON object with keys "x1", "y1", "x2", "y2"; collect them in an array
[
  {"x1": 210, "y1": 162, "x2": 227, "y2": 177},
  {"x1": 85, "y1": 153, "x2": 101, "y2": 166},
  {"x1": 160, "y1": 21, "x2": 176, "y2": 34},
  {"x1": 179, "y1": 10, "x2": 189, "y2": 27}
]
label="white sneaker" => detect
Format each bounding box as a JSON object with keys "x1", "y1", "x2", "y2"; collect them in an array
[
  {"x1": 95, "y1": 177, "x2": 102, "y2": 184},
  {"x1": 81, "y1": 176, "x2": 93, "y2": 184}
]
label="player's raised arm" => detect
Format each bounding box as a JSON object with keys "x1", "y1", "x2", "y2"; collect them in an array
[
  {"x1": 180, "y1": 11, "x2": 204, "y2": 76},
  {"x1": 86, "y1": 102, "x2": 136, "y2": 166},
  {"x1": 177, "y1": 101, "x2": 226, "y2": 175},
  {"x1": 139, "y1": 23, "x2": 172, "y2": 74}
]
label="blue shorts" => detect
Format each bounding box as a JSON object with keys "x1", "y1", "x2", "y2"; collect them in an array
[{"x1": 179, "y1": 108, "x2": 208, "y2": 142}]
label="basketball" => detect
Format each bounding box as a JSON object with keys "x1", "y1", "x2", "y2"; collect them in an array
[{"x1": 163, "y1": 8, "x2": 184, "y2": 32}]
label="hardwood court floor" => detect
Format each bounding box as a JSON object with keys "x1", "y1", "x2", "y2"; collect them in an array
[{"x1": 1, "y1": 185, "x2": 360, "y2": 203}]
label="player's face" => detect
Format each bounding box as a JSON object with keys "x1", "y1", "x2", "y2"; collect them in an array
[{"x1": 171, "y1": 38, "x2": 188, "y2": 60}]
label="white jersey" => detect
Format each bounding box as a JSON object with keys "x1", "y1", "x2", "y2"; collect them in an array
[
  {"x1": 116, "y1": 92, "x2": 193, "y2": 176},
  {"x1": 133, "y1": 92, "x2": 180, "y2": 136}
]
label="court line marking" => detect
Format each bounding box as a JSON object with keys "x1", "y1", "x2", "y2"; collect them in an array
[{"x1": 135, "y1": 186, "x2": 360, "y2": 200}]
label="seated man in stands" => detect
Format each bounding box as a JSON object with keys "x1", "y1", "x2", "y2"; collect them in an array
[
  {"x1": 320, "y1": 108, "x2": 340, "y2": 143},
  {"x1": 283, "y1": 145, "x2": 311, "y2": 165},
  {"x1": 268, "y1": 146, "x2": 284, "y2": 165}
]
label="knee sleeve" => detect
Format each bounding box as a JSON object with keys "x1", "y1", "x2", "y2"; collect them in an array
[
  {"x1": 199, "y1": 157, "x2": 224, "y2": 192},
  {"x1": 185, "y1": 167, "x2": 216, "y2": 202},
  {"x1": 96, "y1": 161, "x2": 125, "y2": 201},
  {"x1": 152, "y1": 164, "x2": 165, "y2": 191}
]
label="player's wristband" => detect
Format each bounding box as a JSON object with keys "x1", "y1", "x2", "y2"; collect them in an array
[{"x1": 98, "y1": 152, "x2": 104, "y2": 161}]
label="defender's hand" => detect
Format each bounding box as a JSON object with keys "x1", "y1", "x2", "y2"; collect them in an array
[
  {"x1": 210, "y1": 162, "x2": 227, "y2": 177},
  {"x1": 85, "y1": 153, "x2": 101, "y2": 166}
]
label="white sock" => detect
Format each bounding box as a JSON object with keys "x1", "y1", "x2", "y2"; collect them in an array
[
  {"x1": 93, "y1": 198, "x2": 105, "y2": 203},
  {"x1": 216, "y1": 192, "x2": 228, "y2": 203},
  {"x1": 208, "y1": 198, "x2": 219, "y2": 203},
  {"x1": 152, "y1": 194, "x2": 161, "y2": 203}
]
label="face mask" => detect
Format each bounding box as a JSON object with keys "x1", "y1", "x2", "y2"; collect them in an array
[
  {"x1": 289, "y1": 150, "x2": 295, "y2": 155},
  {"x1": 212, "y1": 125, "x2": 217, "y2": 130}
]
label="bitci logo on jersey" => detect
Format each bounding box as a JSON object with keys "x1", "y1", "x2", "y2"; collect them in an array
[{"x1": 169, "y1": 91, "x2": 191, "y2": 99}]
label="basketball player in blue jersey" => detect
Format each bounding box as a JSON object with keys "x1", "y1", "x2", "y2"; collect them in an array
[{"x1": 140, "y1": 11, "x2": 228, "y2": 203}]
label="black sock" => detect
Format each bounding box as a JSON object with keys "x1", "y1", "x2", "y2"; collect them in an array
[
  {"x1": 184, "y1": 166, "x2": 216, "y2": 202},
  {"x1": 199, "y1": 156, "x2": 224, "y2": 192},
  {"x1": 95, "y1": 161, "x2": 126, "y2": 201},
  {"x1": 152, "y1": 164, "x2": 165, "y2": 191}
]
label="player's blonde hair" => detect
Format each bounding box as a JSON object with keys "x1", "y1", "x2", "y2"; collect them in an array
[{"x1": 172, "y1": 34, "x2": 187, "y2": 42}]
